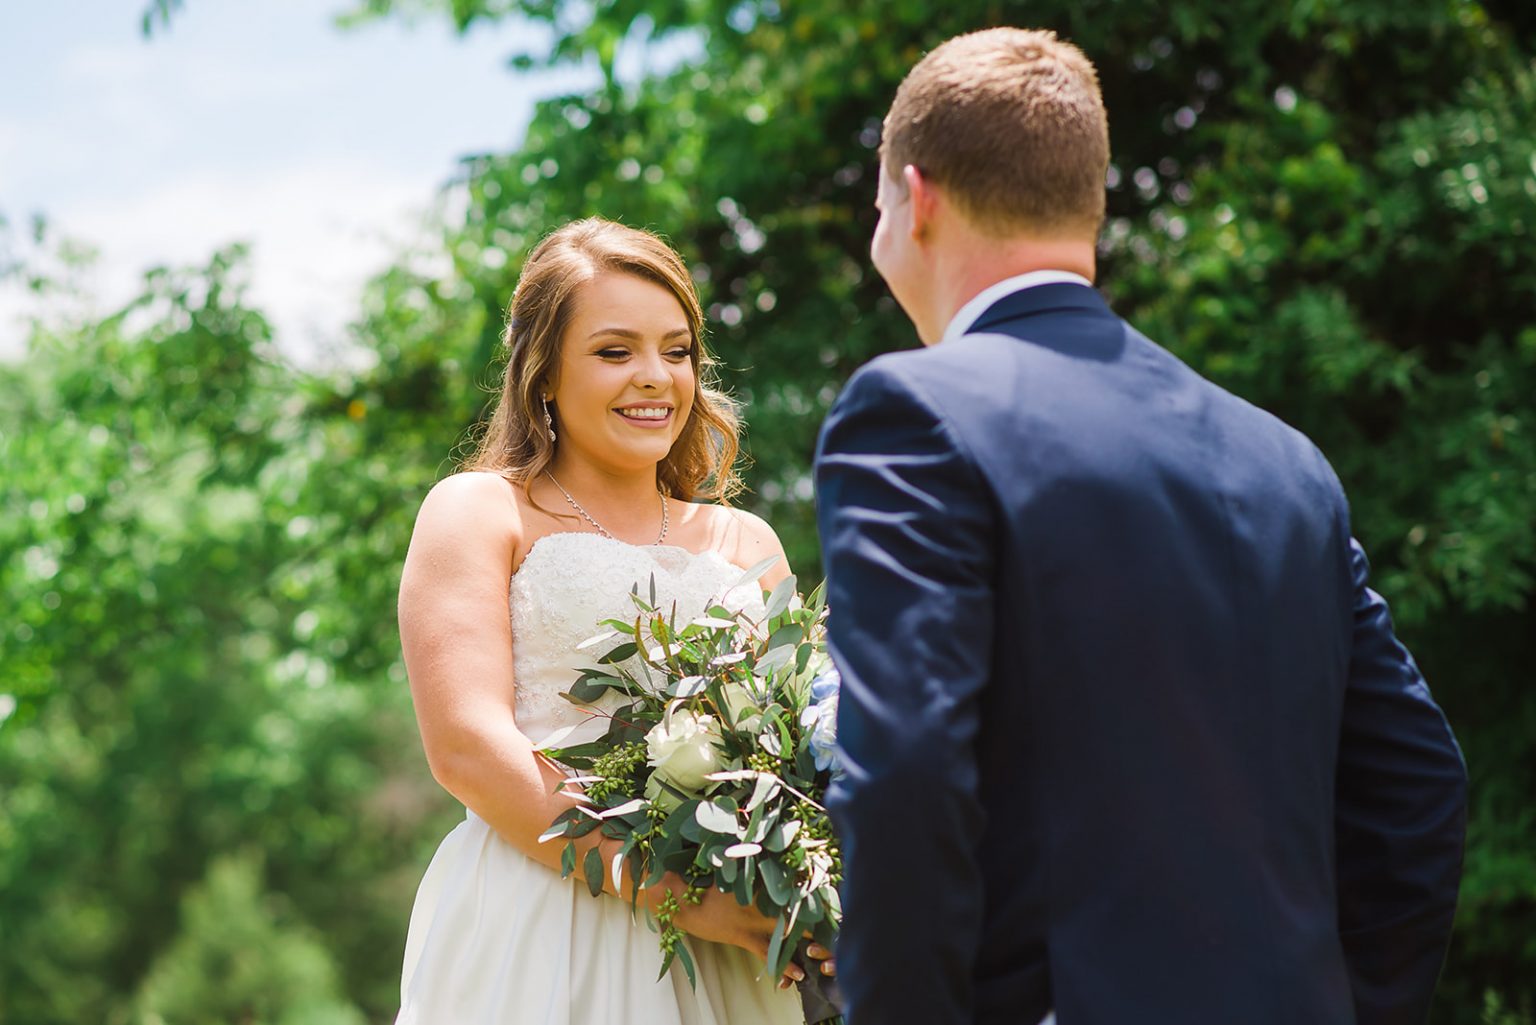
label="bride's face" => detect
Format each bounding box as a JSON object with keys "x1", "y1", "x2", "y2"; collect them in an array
[{"x1": 547, "y1": 270, "x2": 697, "y2": 474}]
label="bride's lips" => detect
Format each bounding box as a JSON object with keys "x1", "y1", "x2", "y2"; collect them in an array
[{"x1": 613, "y1": 403, "x2": 674, "y2": 429}]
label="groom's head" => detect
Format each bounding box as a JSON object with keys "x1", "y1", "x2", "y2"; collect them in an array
[{"x1": 873, "y1": 28, "x2": 1109, "y2": 341}]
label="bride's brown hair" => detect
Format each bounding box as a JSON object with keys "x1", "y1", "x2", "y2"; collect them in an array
[{"x1": 465, "y1": 218, "x2": 742, "y2": 503}]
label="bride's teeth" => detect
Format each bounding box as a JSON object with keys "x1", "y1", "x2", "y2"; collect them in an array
[{"x1": 620, "y1": 408, "x2": 669, "y2": 419}]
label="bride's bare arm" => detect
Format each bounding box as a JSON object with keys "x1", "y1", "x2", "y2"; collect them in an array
[
  {"x1": 398, "y1": 472, "x2": 580, "y2": 873},
  {"x1": 724, "y1": 507, "x2": 794, "y2": 591}
]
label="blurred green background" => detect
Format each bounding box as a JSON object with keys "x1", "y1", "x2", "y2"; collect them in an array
[{"x1": 3, "y1": 1, "x2": 1533, "y2": 1022}]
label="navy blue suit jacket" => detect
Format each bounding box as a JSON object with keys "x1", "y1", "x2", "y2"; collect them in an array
[{"x1": 813, "y1": 283, "x2": 1467, "y2": 1025}]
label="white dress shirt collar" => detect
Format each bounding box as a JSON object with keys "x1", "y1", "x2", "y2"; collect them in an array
[{"x1": 939, "y1": 270, "x2": 1094, "y2": 345}]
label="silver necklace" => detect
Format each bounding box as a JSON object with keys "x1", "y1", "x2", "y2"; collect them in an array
[{"x1": 544, "y1": 471, "x2": 669, "y2": 546}]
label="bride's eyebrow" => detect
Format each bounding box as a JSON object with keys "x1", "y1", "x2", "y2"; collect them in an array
[{"x1": 587, "y1": 327, "x2": 691, "y2": 341}]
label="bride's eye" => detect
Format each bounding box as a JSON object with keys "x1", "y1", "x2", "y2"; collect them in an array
[
  {"x1": 596, "y1": 348, "x2": 631, "y2": 360},
  {"x1": 666, "y1": 347, "x2": 694, "y2": 361}
]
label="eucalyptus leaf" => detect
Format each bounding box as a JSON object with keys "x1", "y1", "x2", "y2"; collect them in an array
[
  {"x1": 597, "y1": 798, "x2": 646, "y2": 819},
  {"x1": 670, "y1": 675, "x2": 708, "y2": 698},
  {"x1": 747, "y1": 805, "x2": 778, "y2": 845},
  {"x1": 537, "y1": 819, "x2": 573, "y2": 845},
  {"x1": 567, "y1": 815, "x2": 603, "y2": 838},
  {"x1": 805, "y1": 579, "x2": 828, "y2": 617},
  {"x1": 583, "y1": 846, "x2": 605, "y2": 898},
  {"x1": 765, "y1": 575, "x2": 796, "y2": 619},
  {"x1": 766, "y1": 623, "x2": 802, "y2": 650},
  {"x1": 599, "y1": 642, "x2": 639, "y2": 665},
  {"x1": 674, "y1": 938, "x2": 697, "y2": 990},
  {"x1": 754, "y1": 644, "x2": 794, "y2": 676},
  {"x1": 575, "y1": 628, "x2": 621, "y2": 651},
  {"x1": 695, "y1": 801, "x2": 739, "y2": 835},
  {"x1": 679, "y1": 813, "x2": 703, "y2": 844},
  {"x1": 764, "y1": 819, "x2": 801, "y2": 852},
  {"x1": 533, "y1": 722, "x2": 586, "y2": 752},
  {"x1": 759, "y1": 857, "x2": 794, "y2": 905},
  {"x1": 660, "y1": 797, "x2": 700, "y2": 837},
  {"x1": 568, "y1": 672, "x2": 622, "y2": 702},
  {"x1": 777, "y1": 717, "x2": 794, "y2": 760},
  {"x1": 730, "y1": 554, "x2": 782, "y2": 592},
  {"x1": 765, "y1": 914, "x2": 789, "y2": 980},
  {"x1": 703, "y1": 769, "x2": 760, "y2": 782}
]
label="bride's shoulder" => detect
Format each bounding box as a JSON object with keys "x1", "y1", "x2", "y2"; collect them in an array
[
  {"x1": 688, "y1": 502, "x2": 791, "y2": 585},
  {"x1": 418, "y1": 470, "x2": 520, "y2": 513},
  {"x1": 410, "y1": 471, "x2": 524, "y2": 550}
]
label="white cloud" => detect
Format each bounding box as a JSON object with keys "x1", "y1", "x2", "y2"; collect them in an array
[
  {"x1": 0, "y1": 117, "x2": 20, "y2": 194},
  {"x1": 61, "y1": 38, "x2": 330, "y2": 106},
  {"x1": 0, "y1": 0, "x2": 580, "y2": 366},
  {"x1": 0, "y1": 158, "x2": 447, "y2": 366},
  {"x1": 58, "y1": 40, "x2": 154, "y2": 82}
]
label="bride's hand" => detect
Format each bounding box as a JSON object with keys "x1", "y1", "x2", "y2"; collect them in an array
[
  {"x1": 804, "y1": 942, "x2": 836, "y2": 978},
  {"x1": 671, "y1": 882, "x2": 809, "y2": 989}
]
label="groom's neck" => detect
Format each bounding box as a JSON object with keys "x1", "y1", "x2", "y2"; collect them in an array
[{"x1": 922, "y1": 233, "x2": 1097, "y2": 345}]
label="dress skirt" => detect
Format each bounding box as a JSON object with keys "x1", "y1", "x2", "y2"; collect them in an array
[{"x1": 397, "y1": 810, "x2": 803, "y2": 1025}]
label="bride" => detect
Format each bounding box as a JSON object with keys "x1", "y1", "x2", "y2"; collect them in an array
[{"x1": 394, "y1": 218, "x2": 817, "y2": 1024}]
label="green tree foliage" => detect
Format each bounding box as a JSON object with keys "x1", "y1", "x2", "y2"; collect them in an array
[
  {"x1": 4, "y1": 0, "x2": 1533, "y2": 1021},
  {"x1": 134, "y1": 854, "x2": 364, "y2": 1025},
  {"x1": 0, "y1": 233, "x2": 456, "y2": 1023}
]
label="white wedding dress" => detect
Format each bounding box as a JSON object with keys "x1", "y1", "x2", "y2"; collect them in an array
[{"x1": 397, "y1": 532, "x2": 805, "y2": 1025}]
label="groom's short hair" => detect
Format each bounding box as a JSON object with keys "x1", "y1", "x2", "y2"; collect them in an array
[{"x1": 882, "y1": 27, "x2": 1109, "y2": 238}]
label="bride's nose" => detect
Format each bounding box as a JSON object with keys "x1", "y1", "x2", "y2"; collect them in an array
[{"x1": 630, "y1": 351, "x2": 670, "y2": 391}]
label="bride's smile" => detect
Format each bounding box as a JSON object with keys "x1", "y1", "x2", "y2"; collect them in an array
[
  {"x1": 613, "y1": 402, "x2": 675, "y2": 427},
  {"x1": 548, "y1": 269, "x2": 697, "y2": 473}
]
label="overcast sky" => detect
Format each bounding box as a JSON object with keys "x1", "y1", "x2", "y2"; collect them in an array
[{"x1": 0, "y1": 0, "x2": 601, "y2": 365}]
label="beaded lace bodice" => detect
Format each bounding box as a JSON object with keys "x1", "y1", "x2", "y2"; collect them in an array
[{"x1": 508, "y1": 532, "x2": 765, "y2": 748}]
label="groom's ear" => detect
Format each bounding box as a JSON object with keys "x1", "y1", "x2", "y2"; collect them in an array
[{"x1": 902, "y1": 163, "x2": 938, "y2": 242}]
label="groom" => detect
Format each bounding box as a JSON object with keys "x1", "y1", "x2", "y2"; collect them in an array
[{"x1": 813, "y1": 27, "x2": 1468, "y2": 1025}]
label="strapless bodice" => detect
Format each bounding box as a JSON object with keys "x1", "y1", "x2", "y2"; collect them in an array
[{"x1": 508, "y1": 532, "x2": 765, "y2": 748}]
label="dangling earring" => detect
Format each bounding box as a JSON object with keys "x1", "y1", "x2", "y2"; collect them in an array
[{"x1": 543, "y1": 397, "x2": 556, "y2": 444}]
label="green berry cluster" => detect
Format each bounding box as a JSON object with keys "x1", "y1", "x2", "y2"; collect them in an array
[
  {"x1": 655, "y1": 891, "x2": 683, "y2": 956},
  {"x1": 793, "y1": 800, "x2": 834, "y2": 842},
  {"x1": 747, "y1": 751, "x2": 782, "y2": 775},
  {"x1": 788, "y1": 800, "x2": 841, "y2": 880},
  {"x1": 585, "y1": 741, "x2": 648, "y2": 803},
  {"x1": 655, "y1": 883, "x2": 705, "y2": 957}
]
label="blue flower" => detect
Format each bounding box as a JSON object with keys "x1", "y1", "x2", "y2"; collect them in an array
[
  {"x1": 801, "y1": 667, "x2": 842, "y2": 773},
  {"x1": 810, "y1": 666, "x2": 840, "y2": 704}
]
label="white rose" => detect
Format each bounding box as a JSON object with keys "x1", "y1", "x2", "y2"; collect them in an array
[{"x1": 645, "y1": 709, "x2": 729, "y2": 795}]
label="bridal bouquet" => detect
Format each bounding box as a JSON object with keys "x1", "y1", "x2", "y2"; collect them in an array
[{"x1": 537, "y1": 558, "x2": 842, "y2": 1021}]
